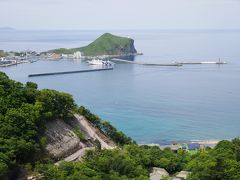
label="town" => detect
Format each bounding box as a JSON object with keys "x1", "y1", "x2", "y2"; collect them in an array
[{"x1": 0, "y1": 49, "x2": 142, "y2": 67}]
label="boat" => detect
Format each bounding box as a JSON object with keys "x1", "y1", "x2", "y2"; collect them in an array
[
  {"x1": 87, "y1": 59, "x2": 103, "y2": 65},
  {"x1": 87, "y1": 59, "x2": 114, "y2": 66}
]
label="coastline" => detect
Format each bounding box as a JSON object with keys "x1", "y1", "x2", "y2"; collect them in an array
[{"x1": 140, "y1": 139, "x2": 223, "y2": 150}]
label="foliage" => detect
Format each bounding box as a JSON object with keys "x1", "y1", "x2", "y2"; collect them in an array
[
  {"x1": 78, "y1": 106, "x2": 134, "y2": 146},
  {"x1": 37, "y1": 144, "x2": 190, "y2": 179},
  {"x1": 72, "y1": 127, "x2": 85, "y2": 141},
  {"x1": 187, "y1": 138, "x2": 240, "y2": 180},
  {"x1": 37, "y1": 89, "x2": 76, "y2": 120},
  {"x1": 0, "y1": 72, "x2": 76, "y2": 179},
  {"x1": 37, "y1": 148, "x2": 149, "y2": 180},
  {"x1": 38, "y1": 139, "x2": 240, "y2": 180},
  {"x1": 124, "y1": 145, "x2": 190, "y2": 174}
]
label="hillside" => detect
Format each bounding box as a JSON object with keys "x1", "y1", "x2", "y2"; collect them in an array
[
  {"x1": 49, "y1": 33, "x2": 137, "y2": 56},
  {"x1": 0, "y1": 72, "x2": 131, "y2": 179}
]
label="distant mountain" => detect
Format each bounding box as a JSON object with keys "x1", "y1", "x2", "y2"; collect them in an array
[
  {"x1": 0, "y1": 27, "x2": 16, "y2": 31},
  {"x1": 48, "y1": 33, "x2": 137, "y2": 56}
]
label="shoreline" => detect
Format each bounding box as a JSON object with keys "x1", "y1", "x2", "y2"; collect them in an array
[{"x1": 139, "y1": 139, "x2": 224, "y2": 150}]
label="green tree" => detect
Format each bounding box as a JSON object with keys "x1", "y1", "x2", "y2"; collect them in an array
[{"x1": 37, "y1": 89, "x2": 76, "y2": 120}]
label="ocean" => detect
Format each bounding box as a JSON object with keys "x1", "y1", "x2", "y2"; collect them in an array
[{"x1": 1, "y1": 29, "x2": 240, "y2": 144}]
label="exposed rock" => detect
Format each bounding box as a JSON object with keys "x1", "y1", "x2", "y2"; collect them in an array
[
  {"x1": 45, "y1": 115, "x2": 115, "y2": 161},
  {"x1": 45, "y1": 119, "x2": 83, "y2": 160},
  {"x1": 175, "y1": 171, "x2": 191, "y2": 180},
  {"x1": 150, "y1": 167, "x2": 170, "y2": 180}
]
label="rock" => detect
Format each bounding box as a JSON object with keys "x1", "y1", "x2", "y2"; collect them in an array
[
  {"x1": 45, "y1": 119, "x2": 82, "y2": 159},
  {"x1": 150, "y1": 167, "x2": 170, "y2": 180},
  {"x1": 175, "y1": 171, "x2": 191, "y2": 180}
]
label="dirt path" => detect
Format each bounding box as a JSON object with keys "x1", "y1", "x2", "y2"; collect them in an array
[
  {"x1": 74, "y1": 114, "x2": 115, "y2": 149},
  {"x1": 55, "y1": 147, "x2": 94, "y2": 165}
]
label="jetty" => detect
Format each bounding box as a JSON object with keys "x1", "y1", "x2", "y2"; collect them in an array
[
  {"x1": 111, "y1": 58, "x2": 182, "y2": 66},
  {"x1": 177, "y1": 61, "x2": 227, "y2": 65},
  {"x1": 111, "y1": 58, "x2": 227, "y2": 66},
  {"x1": 28, "y1": 67, "x2": 114, "y2": 77}
]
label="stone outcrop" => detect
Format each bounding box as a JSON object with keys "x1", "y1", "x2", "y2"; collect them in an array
[
  {"x1": 150, "y1": 167, "x2": 169, "y2": 180},
  {"x1": 44, "y1": 116, "x2": 115, "y2": 161},
  {"x1": 45, "y1": 119, "x2": 83, "y2": 160}
]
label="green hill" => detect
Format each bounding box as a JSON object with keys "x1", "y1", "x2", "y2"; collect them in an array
[{"x1": 49, "y1": 33, "x2": 137, "y2": 56}]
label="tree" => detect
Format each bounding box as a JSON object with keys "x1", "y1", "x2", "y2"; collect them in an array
[{"x1": 37, "y1": 89, "x2": 76, "y2": 120}]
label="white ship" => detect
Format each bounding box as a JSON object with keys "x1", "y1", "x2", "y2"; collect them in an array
[{"x1": 87, "y1": 59, "x2": 114, "y2": 66}]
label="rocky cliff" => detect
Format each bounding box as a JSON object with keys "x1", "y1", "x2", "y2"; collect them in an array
[
  {"x1": 44, "y1": 115, "x2": 115, "y2": 161},
  {"x1": 45, "y1": 119, "x2": 83, "y2": 160}
]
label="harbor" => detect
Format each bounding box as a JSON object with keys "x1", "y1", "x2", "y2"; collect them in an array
[{"x1": 0, "y1": 59, "x2": 31, "y2": 67}]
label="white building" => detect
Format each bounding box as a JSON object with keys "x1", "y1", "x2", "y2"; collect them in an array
[{"x1": 73, "y1": 51, "x2": 82, "y2": 59}]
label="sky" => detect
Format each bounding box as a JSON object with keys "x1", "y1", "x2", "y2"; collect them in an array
[{"x1": 0, "y1": 0, "x2": 240, "y2": 30}]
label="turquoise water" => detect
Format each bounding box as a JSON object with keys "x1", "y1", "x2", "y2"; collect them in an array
[{"x1": 1, "y1": 30, "x2": 240, "y2": 144}]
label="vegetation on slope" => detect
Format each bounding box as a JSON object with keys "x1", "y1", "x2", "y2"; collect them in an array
[
  {"x1": 49, "y1": 33, "x2": 137, "y2": 56},
  {"x1": 37, "y1": 139, "x2": 240, "y2": 180},
  {"x1": 37, "y1": 145, "x2": 189, "y2": 180},
  {"x1": 78, "y1": 106, "x2": 135, "y2": 146},
  {"x1": 0, "y1": 72, "x2": 76, "y2": 179},
  {"x1": 0, "y1": 72, "x2": 133, "y2": 179}
]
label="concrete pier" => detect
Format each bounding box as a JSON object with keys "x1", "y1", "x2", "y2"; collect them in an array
[
  {"x1": 178, "y1": 61, "x2": 227, "y2": 65},
  {"x1": 28, "y1": 67, "x2": 114, "y2": 77},
  {"x1": 112, "y1": 58, "x2": 227, "y2": 66},
  {"x1": 111, "y1": 58, "x2": 182, "y2": 66}
]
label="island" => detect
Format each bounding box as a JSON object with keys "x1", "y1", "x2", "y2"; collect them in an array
[{"x1": 46, "y1": 33, "x2": 141, "y2": 59}]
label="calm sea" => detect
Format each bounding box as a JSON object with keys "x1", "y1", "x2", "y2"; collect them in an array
[{"x1": 1, "y1": 29, "x2": 240, "y2": 144}]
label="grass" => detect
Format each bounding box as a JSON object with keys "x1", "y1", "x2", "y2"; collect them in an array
[{"x1": 72, "y1": 127, "x2": 85, "y2": 141}]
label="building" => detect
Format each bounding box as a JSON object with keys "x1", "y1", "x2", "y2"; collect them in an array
[
  {"x1": 73, "y1": 51, "x2": 82, "y2": 59},
  {"x1": 48, "y1": 53, "x2": 61, "y2": 59},
  {"x1": 187, "y1": 143, "x2": 200, "y2": 150}
]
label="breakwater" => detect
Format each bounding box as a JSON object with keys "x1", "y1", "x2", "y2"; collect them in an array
[
  {"x1": 111, "y1": 58, "x2": 182, "y2": 66},
  {"x1": 111, "y1": 58, "x2": 227, "y2": 66},
  {"x1": 178, "y1": 61, "x2": 227, "y2": 65},
  {"x1": 28, "y1": 67, "x2": 114, "y2": 77}
]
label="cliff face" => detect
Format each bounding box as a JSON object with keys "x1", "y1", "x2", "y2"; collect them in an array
[
  {"x1": 44, "y1": 116, "x2": 115, "y2": 160},
  {"x1": 49, "y1": 33, "x2": 137, "y2": 56},
  {"x1": 45, "y1": 119, "x2": 83, "y2": 160}
]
